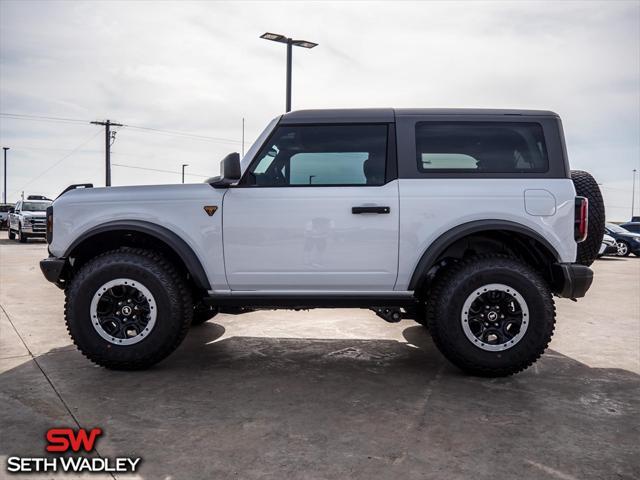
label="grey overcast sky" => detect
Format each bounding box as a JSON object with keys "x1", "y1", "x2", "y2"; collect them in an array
[{"x1": 0, "y1": 0, "x2": 639, "y2": 220}]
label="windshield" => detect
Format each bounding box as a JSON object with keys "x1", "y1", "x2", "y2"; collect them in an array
[
  {"x1": 0, "y1": 205, "x2": 12, "y2": 212},
  {"x1": 240, "y1": 116, "x2": 281, "y2": 174},
  {"x1": 606, "y1": 223, "x2": 627, "y2": 234},
  {"x1": 21, "y1": 201, "x2": 51, "y2": 212}
]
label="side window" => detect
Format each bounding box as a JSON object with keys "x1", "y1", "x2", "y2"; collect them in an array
[
  {"x1": 245, "y1": 124, "x2": 388, "y2": 186},
  {"x1": 415, "y1": 122, "x2": 548, "y2": 173}
]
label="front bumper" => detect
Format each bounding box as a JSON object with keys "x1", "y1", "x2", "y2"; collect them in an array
[
  {"x1": 40, "y1": 256, "x2": 67, "y2": 287},
  {"x1": 21, "y1": 224, "x2": 47, "y2": 236},
  {"x1": 551, "y1": 263, "x2": 594, "y2": 299}
]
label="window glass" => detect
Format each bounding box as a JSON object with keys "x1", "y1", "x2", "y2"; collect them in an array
[
  {"x1": 21, "y1": 201, "x2": 51, "y2": 211},
  {"x1": 246, "y1": 124, "x2": 388, "y2": 186},
  {"x1": 416, "y1": 122, "x2": 548, "y2": 173}
]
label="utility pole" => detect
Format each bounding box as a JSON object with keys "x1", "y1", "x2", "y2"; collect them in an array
[
  {"x1": 2, "y1": 147, "x2": 8, "y2": 204},
  {"x1": 91, "y1": 119, "x2": 122, "y2": 186},
  {"x1": 632, "y1": 169, "x2": 637, "y2": 220},
  {"x1": 242, "y1": 118, "x2": 245, "y2": 158},
  {"x1": 182, "y1": 164, "x2": 188, "y2": 184}
]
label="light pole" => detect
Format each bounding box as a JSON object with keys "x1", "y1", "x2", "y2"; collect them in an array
[
  {"x1": 632, "y1": 168, "x2": 637, "y2": 220},
  {"x1": 260, "y1": 32, "x2": 318, "y2": 112},
  {"x1": 182, "y1": 164, "x2": 188, "y2": 184},
  {"x1": 2, "y1": 147, "x2": 8, "y2": 204}
]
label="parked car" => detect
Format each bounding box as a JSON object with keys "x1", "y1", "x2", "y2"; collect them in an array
[
  {"x1": 604, "y1": 223, "x2": 640, "y2": 257},
  {"x1": 598, "y1": 233, "x2": 618, "y2": 257},
  {"x1": 40, "y1": 108, "x2": 604, "y2": 377},
  {"x1": 7, "y1": 198, "x2": 52, "y2": 242},
  {"x1": 620, "y1": 222, "x2": 640, "y2": 234},
  {"x1": 0, "y1": 203, "x2": 14, "y2": 229}
]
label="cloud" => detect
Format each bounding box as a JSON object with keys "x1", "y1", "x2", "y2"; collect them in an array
[{"x1": 0, "y1": 0, "x2": 638, "y2": 220}]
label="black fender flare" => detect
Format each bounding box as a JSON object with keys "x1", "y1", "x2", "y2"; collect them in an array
[
  {"x1": 64, "y1": 220, "x2": 211, "y2": 290},
  {"x1": 408, "y1": 220, "x2": 561, "y2": 290}
]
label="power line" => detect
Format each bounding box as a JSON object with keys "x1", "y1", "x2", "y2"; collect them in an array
[
  {"x1": 111, "y1": 163, "x2": 210, "y2": 178},
  {"x1": 122, "y1": 124, "x2": 241, "y2": 145},
  {"x1": 7, "y1": 130, "x2": 102, "y2": 199},
  {"x1": 1, "y1": 112, "x2": 242, "y2": 145},
  {"x1": 0, "y1": 112, "x2": 88, "y2": 125}
]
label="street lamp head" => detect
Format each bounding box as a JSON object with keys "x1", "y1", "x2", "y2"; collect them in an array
[
  {"x1": 2, "y1": 147, "x2": 9, "y2": 151},
  {"x1": 260, "y1": 32, "x2": 288, "y2": 43},
  {"x1": 291, "y1": 40, "x2": 318, "y2": 49}
]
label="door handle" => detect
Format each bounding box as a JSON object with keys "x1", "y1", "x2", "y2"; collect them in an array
[{"x1": 352, "y1": 206, "x2": 390, "y2": 214}]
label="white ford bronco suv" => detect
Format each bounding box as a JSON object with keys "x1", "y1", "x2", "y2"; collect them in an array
[{"x1": 40, "y1": 109, "x2": 604, "y2": 376}]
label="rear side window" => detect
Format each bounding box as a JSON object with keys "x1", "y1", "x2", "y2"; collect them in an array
[
  {"x1": 416, "y1": 122, "x2": 548, "y2": 173},
  {"x1": 245, "y1": 124, "x2": 388, "y2": 186}
]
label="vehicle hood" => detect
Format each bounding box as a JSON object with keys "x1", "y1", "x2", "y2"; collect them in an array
[
  {"x1": 21, "y1": 211, "x2": 47, "y2": 218},
  {"x1": 617, "y1": 231, "x2": 640, "y2": 240},
  {"x1": 54, "y1": 183, "x2": 221, "y2": 206}
]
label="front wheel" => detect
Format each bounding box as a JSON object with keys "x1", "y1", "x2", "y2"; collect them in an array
[
  {"x1": 18, "y1": 225, "x2": 27, "y2": 243},
  {"x1": 426, "y1": 255, "x2": 555, "y2": 377},
  {"x1": 65, "y1": 248, "x2": 193, "y2": 370},
  {"x1": 616, "y1": 241, "x2": 630, "y2": 257}
]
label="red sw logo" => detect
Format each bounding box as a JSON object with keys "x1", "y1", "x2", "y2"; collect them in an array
[{"x1": 46, "y1": 428, "x2": 103, "y2": 453}]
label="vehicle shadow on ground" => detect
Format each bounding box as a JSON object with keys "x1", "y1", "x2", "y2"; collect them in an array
[{"x1": 1, "y1": 323, "x2": 638, "y2": 480}]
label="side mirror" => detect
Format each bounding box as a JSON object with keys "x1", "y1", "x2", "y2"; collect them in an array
[{"x1": 211, "y1": 153, "x2": 241, "y2": 187}]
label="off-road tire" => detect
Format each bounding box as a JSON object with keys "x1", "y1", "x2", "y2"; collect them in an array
[
  {"x1": 571, "y1": 170, "x2": 605, "y2": 266},
  {"x1": 8, "y1": 229, "x2": 15, "y2": 240},
  {"x1": 64, "y1": 248, "x2": 193, "y2": 370},
  {"x1": 426, "y1": 255, "x2": 556, "y2": 377},
  {"x1": 192, "y1": 304, "x2": 219, "y2": 326}
]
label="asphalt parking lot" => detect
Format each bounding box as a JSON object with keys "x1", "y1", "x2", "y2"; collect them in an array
[{"x1": 1, "y1": 238, "x2": 639, "y2": 480}]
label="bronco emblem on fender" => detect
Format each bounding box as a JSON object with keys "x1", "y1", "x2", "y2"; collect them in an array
[{"x1": 203, "y1": 206, "x2": 218, "y2": 216}]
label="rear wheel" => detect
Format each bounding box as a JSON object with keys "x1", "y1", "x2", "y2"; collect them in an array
[
  {"x1": 616, "y1": 241, "x2": 630, "y2": 257},
  {"x1": 427, "y1": 255, "x2": 555, "y2": 377},
  {"x1": 571, "y1": 170, "x2": 605, "y2": 266},
  {"x1": 65, "y1": 248, "x2": 193, "y2": 370}
]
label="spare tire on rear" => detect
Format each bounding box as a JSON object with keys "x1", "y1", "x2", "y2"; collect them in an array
[{"x1": 571, "y1": 170, "x2": 605, "y2": 266}]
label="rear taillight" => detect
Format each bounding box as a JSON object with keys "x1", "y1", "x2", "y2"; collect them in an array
[
  {"x1": 46, "y1": 205, "x2": 53, "y2": 244},
  {"x1": 575, "y1": 196, "x2": 588, "y2": 242}
]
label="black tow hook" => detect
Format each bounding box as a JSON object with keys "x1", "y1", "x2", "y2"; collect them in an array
[{"x1": 372, "y1": 307, "x2": 402, "y2": 323}]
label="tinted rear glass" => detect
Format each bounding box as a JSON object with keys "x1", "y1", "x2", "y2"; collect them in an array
[{"x1": 416, "y1": 122, "x2": 548, "y2": 173}]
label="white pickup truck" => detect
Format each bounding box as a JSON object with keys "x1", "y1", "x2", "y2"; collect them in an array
[
  {"x1": 8, "y1": 197, "x2": 52, "y2": 242},
  {"x1": 40, "y1": 109, "x2": 604, "y2": 376}
]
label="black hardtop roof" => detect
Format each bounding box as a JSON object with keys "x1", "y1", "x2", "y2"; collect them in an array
[{"x1": 280, "y1": 108, "x2": 559, "y2": 124}]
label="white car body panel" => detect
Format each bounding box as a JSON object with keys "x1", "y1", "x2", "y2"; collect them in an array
[
  {"x1": 222, "y1": 181, "x2": 400, "y2": 290},
  {"x1": 49, "y1": 184, "x2": 227, "y2": 290},
  {"x1": 394, "y1": 178, "x2": 577, "y2": 290}
]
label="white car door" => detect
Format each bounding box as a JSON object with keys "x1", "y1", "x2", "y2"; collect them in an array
[{"x1": 223, "y1": 123, "x2": 400, "y2": 291}]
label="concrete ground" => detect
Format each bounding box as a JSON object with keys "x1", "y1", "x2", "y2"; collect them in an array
[{"x1": 0, "y1": 238, "x2": 638, "y2": 480}]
